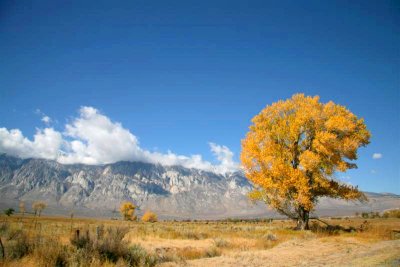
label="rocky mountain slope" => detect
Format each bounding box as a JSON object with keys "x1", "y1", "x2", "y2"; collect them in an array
[{"x1": 0, "y1": 154, "x2": 398, "y2": 219}]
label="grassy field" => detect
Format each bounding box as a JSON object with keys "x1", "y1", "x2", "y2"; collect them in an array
[{"x1": 0, "y1": 214, "x2": 399, "y2": 266}]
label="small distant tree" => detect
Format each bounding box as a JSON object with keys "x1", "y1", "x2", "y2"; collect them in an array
[
  {"x1": 4, "y1": 208, "x2": 15, "y2": 217},
  {"x1": 112, "y1": 206, "x2": 118, "y2": 220},
  {"x1": 32, "y1": 201, "x2": 47, "y2": 217},
  {"x1": 70, "y1": 211, "x2": 74, "y2": 232},
  {"x1": 19, "y1": 201, "x2": 26, "y2": 216},
  {"x1": 119, "y1": 201, "x2": 136, "y2": 221},
  {"x1": 141, "y1": 211, "x2": 158, "y2": 223},
  {"x1": 361, "y1": 212, "x2": 369, "y2": 219}
]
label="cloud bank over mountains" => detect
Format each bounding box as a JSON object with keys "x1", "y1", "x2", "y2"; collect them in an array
[{"x1": 0, "y1": 107, "x2": 239, "y2": 174}]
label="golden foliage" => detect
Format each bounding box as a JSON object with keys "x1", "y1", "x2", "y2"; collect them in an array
[
  {"x1": 241, "y1": 94, "x2": 370, "y2": 218},
  {"x1": 119, "y1": 201, "x2": 136, "y2": 221},
  {"x1": 141, "y1": 211, "x2": 158, "y2": 223}
]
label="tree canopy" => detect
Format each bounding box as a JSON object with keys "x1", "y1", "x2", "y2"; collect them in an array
[
  {"x1": 120, "y1": 201, "x2": 136, "y2": 221},
  {"x1": 32, "y1": 201, "x2": 47, "y2": 217},
  {"x1": 241, "y1": 94, "x2": 370, "y2": 229},
  {"x1": 141, "y1": 211, "x2": 158, "y2": 223}
]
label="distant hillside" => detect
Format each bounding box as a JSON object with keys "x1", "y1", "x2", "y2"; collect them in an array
[{"x1": 0, "y1": 154, "x2": 398, "y2": 219}]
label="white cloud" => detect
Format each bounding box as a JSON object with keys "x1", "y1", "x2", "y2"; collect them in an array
[
  {"x1": 142, "y1": 150, "x2": 214, "y2": 171},
  {"x1": 0, "y1": 106, "x2": 239, "y2": 174},
  {"x1": 36, "y1": 109, "x2": 52, "y2": 125},
  {"x1": 41, "y1": 116, "x2": 51, "y2": 124},
  {"x1": 209, "y1": 142, "x2": 239, "y2": 174},
  {"x1": 372, "y1": 153, "x2": 382, "y2": 159},
  {"x1": 0, "y1": 127, "x2": 62, "y2": 159},
  {"x1": 59, "y1": 106, "x2": 142, "y2": 165}
]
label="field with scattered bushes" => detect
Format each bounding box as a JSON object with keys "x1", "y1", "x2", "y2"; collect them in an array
[{"x1": 0, "y1": 212, "x2": 399, "y2": 266}]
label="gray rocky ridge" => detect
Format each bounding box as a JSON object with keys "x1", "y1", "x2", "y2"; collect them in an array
[{"x1": 0, "y1": 154, "x2": 398, "y2": 219}]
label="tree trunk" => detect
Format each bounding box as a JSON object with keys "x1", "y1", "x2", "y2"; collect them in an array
[{"x1": 296, "y1": 207, "x2": 310, "y2": 230}]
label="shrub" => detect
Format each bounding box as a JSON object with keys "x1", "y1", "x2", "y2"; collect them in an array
[
  {"x1": 213, "y1": 238, "x2": 229, "y2": 248},
  {"x1": 0, "y1": 222, "x2": 9, "y2": 234},
  {"x1": 33, "y1": 239, "x2": 69, "y2": 267},
  {"x1": 205, "y1": 246, "x2": 221, "y2": 258},
  {"x1": 2, "y1": 222, "x2": 159, "y2": 266},
  {"x1": 125, "y1": 245, "x2": 146, "y2": 267},
  {"x1": 142, "y1": 211, "x2": 158, "y2": 223},
  {"x1": 95, "y1": 227, "x2": 157, "y2": 266},
  {"x1": 383, "y1": 209, "x2": 400, "y2": 218},
  {"x1": 4, "y1": 208, "x2": 15, "y2": 217},
  {"x1": 371, "y1": 212, "x2": 381, "y2": 218},
  {"x1": 70, "y1": 230, "x2": 92, "y2": 249},
  {"x1": 358, "y1": 220, "x2": 370, "y2": 232},
  {"x1": 361, "y1": 212, "x2": 369, "y2": 218},
  {"x1": 6, "y1": 230, "x2": 31, "y2": 259},
  {"x1": 69, "y1": 246, "x2": 97, "y2": 266},
  {"x1": 360, "y1": 211, "x2": 382, "y2": 219},
  {"x1": 265, "y1": 233, "x2": 278, "y2": 241},
  {"x1": 70, "y1": 226, "x2": 145, "y2": 265},
  {"x1": 96, "y1": 234, "x2": 127, "y2": 263},
  {"x1": 125, "y1": 244, "x2": 158, "y2": 267}
]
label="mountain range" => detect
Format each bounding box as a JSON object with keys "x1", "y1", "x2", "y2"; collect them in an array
[{"x1": 0, "y1": 154, "x2": 398, "y2": 219}]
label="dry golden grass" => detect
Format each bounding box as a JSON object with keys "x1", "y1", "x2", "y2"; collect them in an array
[{"x1": 0, "y1": 215, "x2": 399, "y2": 266}]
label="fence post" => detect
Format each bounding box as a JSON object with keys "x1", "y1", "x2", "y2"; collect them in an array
[{"x1": 0, "y1": 237, "x2": 5, "y2": 260}]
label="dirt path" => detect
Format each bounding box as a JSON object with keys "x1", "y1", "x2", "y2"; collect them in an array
[{"x1": 160, "y1": 237, "x2": 400, "y2": 267}]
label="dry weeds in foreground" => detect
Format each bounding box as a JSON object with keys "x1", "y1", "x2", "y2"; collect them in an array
[{"x1": 0, "y1": 215, "x2": 399, "y2": 266}]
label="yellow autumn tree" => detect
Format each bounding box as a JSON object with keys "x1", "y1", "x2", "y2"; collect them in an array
[
  {"x1": 141, "y1": 211, "x2": 158, "y2": 223},
  {"x1": 241, "y1": 94, "x2": 370, "y2": 230},
  {"x1": 119, "y1": 201, "x2": 136, "y2": 221}
]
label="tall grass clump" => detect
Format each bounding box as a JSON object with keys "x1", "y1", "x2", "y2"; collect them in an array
[
  {"x1": 5, "y1": 229, "x2": 31, "y2": 259},
  {"x1": 69, "y1": 226, "x2": 158, "y2": 266},
  {"x1": 125, "y1": 244, "x2": 158, "y2": 267},
  {"x1": 33, "y1": 238, "x2": 69, "y2": 267}
]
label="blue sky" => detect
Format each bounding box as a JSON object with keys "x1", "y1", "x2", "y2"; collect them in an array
[{"x1": 0, "y1": 1, "x2": 399, "y2": 193}]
